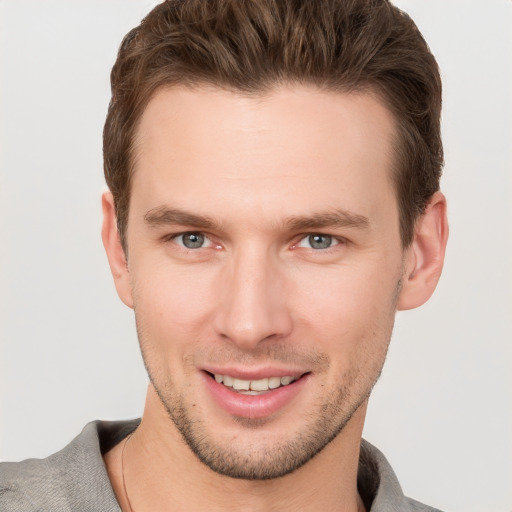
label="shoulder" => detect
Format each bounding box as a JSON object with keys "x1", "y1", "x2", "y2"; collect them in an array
[
  {"x1": 1, "y1": 456, "x2": 66, "y2": 511},
  {"x1": 359, "y1": 439, "x2": 444, "y2": 512},
  {"x1": 402, "y1": 497, "x2": 444, "y2": 512},
  {"x1": 0, "y1": 419, "x2": 139, "y2": 512}
]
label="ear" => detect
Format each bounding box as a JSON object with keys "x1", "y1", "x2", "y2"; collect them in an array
[
  {"x1": 397, "y1": 191, "x2": 449, "y2": 311},
  {"x1": 101, "y1": 191, "x2": 134, "y2": 308}
]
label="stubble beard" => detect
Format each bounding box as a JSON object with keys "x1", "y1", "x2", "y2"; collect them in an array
[
  {"x1": 140, "y1": 342, "x2": 389, "y2": 481},
  {"x1": 134, "y1": 272, "x2": 401, "y2": 481},
  {"x1": 157, "y1": 377, "x2": 378, "y2": 480}
]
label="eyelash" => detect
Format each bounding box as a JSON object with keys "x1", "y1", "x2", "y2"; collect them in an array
[
  {"x1": 163, "y1": 231, "x2": 346, "y2": 252},
  {"x1": 294, "y1": 233, "x2": 343, "y2": 251},
  {"x1": 165, "y1": 232, "x2": 215, "y2": 250}
]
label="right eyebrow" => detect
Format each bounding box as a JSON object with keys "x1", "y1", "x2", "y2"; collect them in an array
[{"x1": 144, "y1": 207, "x2": 218, "y2": 230}]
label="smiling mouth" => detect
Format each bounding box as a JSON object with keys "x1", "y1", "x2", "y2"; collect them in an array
[{"x1": 207, "y1": 372, "x2": 305, "y2": 395}]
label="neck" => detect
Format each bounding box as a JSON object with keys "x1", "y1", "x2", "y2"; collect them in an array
[{"x1": 105, "y1": 385, "x2": 367, "y2": 512}]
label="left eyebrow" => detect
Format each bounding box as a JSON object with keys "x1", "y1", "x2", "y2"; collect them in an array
[{"x1": 284, "y1": 210, "x2": 370, "y2": 231}]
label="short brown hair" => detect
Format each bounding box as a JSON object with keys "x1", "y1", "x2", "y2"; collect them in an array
[{"x1": 104, "y1": 0, "x2": 443, "y2": 248}]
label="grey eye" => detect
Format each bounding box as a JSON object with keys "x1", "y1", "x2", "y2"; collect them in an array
[
  {"x1": 181, "y1": 232, "x2": 205, "y2": 249},
  {"x1": 308, "y1": 234, "x2": 333, "y2": 249}
]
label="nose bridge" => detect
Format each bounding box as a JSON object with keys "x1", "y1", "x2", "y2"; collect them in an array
[{"x1": 213, "y1": 242, "x2": 292, "y2": 348}]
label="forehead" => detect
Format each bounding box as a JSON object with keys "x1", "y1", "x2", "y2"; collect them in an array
[{"x1": 130, "y1": 84, "x2": 398, "y2": 229}]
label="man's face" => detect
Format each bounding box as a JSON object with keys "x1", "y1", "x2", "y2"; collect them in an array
[{"x1": 123, "y1": 85, "x2": 405, "y2": 479}]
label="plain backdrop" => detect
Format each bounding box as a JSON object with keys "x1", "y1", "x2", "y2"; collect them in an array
[{"x1": 1, "y1": 1, "x2": 511, "y2": 511}]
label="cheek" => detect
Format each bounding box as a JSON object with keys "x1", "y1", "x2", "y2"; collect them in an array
[
  {"x1": 130, "y1": 261, "x2": 218, "y2": 343},
  {"x1": 290, "y1": 261, "x2": 399, "y2": 357},
  {"x1": 293, "y1": 261, "x2": 398, "y2": 319}
]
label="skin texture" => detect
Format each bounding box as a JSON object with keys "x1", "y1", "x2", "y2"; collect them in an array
[{"x1": 102, "y1": 85, "x2": 448, "y2": 512}]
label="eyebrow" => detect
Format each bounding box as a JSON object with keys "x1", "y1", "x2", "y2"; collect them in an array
[
  {"x1": 144, "y1": 206, "x2": 370, "y2": 232},
  {"x1": 285, "y1": 210, "x2": 370, "y2": 231},
  {"x1": 144, "y1": 207, "x2": 217, "y2": 230}
]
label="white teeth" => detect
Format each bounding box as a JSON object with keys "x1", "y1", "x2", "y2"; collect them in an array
[
  {"x1": 213, "y1": 374, "x2": 297, "y2": 392},
  {"x1": 250, "y1": 378, "x2": 269, "y2": 391},
  {"x1": 232, "y1": 378, "x2": 250, "y2": 391},
  {"x1": 268, "y1": 377, "x2": 281, "y2": 389}
]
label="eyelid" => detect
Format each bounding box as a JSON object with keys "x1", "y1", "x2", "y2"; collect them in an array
[
  {"x1": 161, "y1": 230, "x2": 346, "y2": 251},
  {"x1": 293, "y1": 233, "x2": 345, "y2": 250},
  {"x1": 164, "y1": 230, "x2": 223, "y2": 251}
]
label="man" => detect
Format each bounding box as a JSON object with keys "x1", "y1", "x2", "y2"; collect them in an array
[{"x1": 1, "y1": 0, "x2": 449, "y2": 510}]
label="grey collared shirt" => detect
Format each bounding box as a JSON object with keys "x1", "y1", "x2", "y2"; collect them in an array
[{"x1": 0, "y1": 420, "x2": 442, "y2": 511}]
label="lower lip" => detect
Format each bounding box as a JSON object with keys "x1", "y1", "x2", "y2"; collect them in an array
[{"x1": 202, "y1": 372, "x2": 309, "y2": 419}]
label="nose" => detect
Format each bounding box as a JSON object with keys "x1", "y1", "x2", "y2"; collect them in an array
[{"x1": 212, "y1": 246, "x2": 293, "y2": 350}]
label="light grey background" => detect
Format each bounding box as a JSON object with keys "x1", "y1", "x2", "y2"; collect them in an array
[{"x1": 1, "y1": 1, "x2": 511, "y2": 511}]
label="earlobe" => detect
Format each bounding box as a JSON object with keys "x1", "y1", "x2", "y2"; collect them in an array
[
  {"x1": 397, "y1": 191, "x2": 449, "y2": 311},
  {"x1": 101, "y1": 191, "x2": 134, "y2": 309}
]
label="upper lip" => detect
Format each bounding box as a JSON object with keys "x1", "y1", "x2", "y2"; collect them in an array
[{"x1": 202, "y1": 366, "x2": 308, "y2": 380}]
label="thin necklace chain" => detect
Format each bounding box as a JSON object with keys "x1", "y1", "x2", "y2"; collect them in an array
[
  {"x1": 120, "y1": 431, "x2": 365, "y2": 512},
  {"x1": 121, "y1": 433, "x2": 135, "y2": 512}
]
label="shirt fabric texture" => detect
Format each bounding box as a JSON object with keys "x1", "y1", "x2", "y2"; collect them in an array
[{"x1": 0, "y1": 420, "x2": 442, "y2": 511}]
